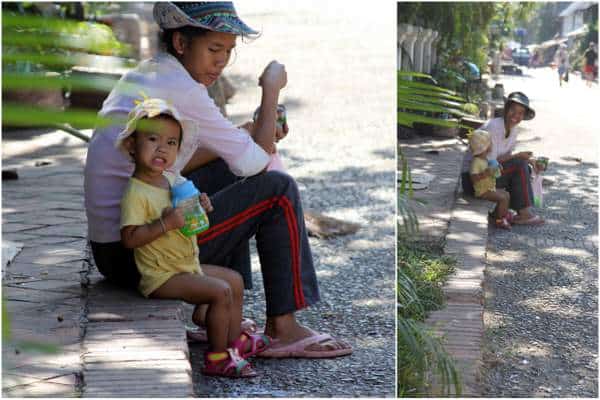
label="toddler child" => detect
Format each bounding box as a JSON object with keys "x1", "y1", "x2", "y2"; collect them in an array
[
  {"x1": 468, "y1": 129, "x2": 512, "y2": 229},
  {"x1": 116, "y1": 98, "x2": 270, "y2": 378}
]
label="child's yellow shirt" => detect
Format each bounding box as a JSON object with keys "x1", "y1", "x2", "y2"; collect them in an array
[
  {"x1": 470, "y1": 157, "x2": 496, "y2": 197},
  {"x1": 120, "y1": 176, "x2": 201, "y2": 297}
]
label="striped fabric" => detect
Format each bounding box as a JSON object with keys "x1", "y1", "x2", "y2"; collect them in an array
[{"x1": 154, "y1": 2, "x2": 258, "y2": 36}]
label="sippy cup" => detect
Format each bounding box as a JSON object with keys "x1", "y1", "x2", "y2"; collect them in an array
[
  {"x1": 171, "y1": 176, "x2": 210, "y2": 236},
  {"x1": 488, "y1": 159, "x2": 502, "y2": 178}
]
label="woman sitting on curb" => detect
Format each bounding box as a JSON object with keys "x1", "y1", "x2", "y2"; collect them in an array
[
  {"x1": 461, "y1": 91, "x2": 544, "y2": 226},
  {"x1": 83, "y1": 1, "x2": 352, "y2": 359}
]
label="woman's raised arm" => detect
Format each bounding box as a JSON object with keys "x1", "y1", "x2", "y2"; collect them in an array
[{"x1": 253, "y1": 61, "x2": 287, "y2": 154}]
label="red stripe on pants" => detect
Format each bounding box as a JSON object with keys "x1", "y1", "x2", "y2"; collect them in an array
[
  {"x1": 278, "y1": 196, "x2": 305, "y2": 308},
  {"x1": 196, "y1": 196, "x2": 306, "y2": 309},
  {"x1": 501, "y1": 165, "x2": 530, "y2": 207},
  {"x1": 197, "y1": 198, "x2": 277, "y2": 243}
]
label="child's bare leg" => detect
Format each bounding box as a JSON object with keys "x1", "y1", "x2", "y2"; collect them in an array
[
  {"x1": 150, "y1": 273, "x2": 233, "y2": 351},
  {"x1": 202, "y1": 265, "x2": 244, "y2": 344},
  {"x1": 479, "y1": 189, "x2": 509, "y2": 219},
  {"x1": 193, "y1": 304, "x2": 208, "y2": 327}
]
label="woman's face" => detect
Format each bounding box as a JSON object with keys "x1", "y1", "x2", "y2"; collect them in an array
[
  {"x1": 505, "y1": 103, "x2": 526, "y2": 130},
  {"x1": 177, "y1": 31, "x2": 237, "y2": 87}
]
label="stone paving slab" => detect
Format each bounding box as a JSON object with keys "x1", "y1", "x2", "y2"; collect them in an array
[
  {"x1": 400, "y1": 137, "x2": 467, "y2": 248},
  {"x1": 81, "y1": 273, "x2": 192, "y2": 397},
  {"x1": 3, "y1": 129, "x2": 195, "y2": 397}
]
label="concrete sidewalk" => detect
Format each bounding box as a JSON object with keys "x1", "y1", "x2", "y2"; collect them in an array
[
  {"x1": 2, "y1": 128, "x2": 193, "y2": 397},
  {"x1": 400, "y1": 135, "x2": 490, "y2": 396}
]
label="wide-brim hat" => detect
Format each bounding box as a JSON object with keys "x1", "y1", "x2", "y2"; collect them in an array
[
  {"x1": 153, "y1": 2, "x2": 258, "y2": 36},
  {"x1": 504, "y1": 91, "x2": 535, "y2": 120},
  {"x1": 115, "y1": 98, "x2": 192, "y2": 158},
  {"x1": 469, "y1": 129, "x2": 491, "y2": 156}
]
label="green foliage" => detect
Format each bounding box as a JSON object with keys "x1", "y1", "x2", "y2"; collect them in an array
[
  {"x1": 2, "y1": 300, "x2": 10, "y2": 341},
  {"x1": 462, "y1": 103, "x2": 479, "y2": 116},
  {"x1": 397, "y1": 147, "x2": 419, "y2": 237},
  {"x1": 397, "y1": 71, "x2": 470, "y2": 130},
  {"x1": 2, "y1": 13, "x2": 131, "y2": 74},
  {"x1": 398, "y1": 245, "x2": 455, "y2": 320},
  {"x1": 398, "y1": 2, "x2": 495, "y2": 70},
  {"x1": 398, "y1": 318, "x2": 462, "y2": 397},
  {"x1": 398, "y1": 243, "x2": 460, "y2": 396},
  {"x1": 2, "y1": 6, "x2": 132, "y2": 132},
  {"x1": 1, "y1": 4, "x2": 129, "y2": 356}
]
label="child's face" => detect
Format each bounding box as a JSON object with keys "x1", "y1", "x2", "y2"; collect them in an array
[{"x1": 129, "y1": 116, "x2": 181, "y2": 174}]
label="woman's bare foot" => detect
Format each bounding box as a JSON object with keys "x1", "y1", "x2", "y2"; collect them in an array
[{"x1": 264, "y1": 313, "x2": 351, "y2": 352}]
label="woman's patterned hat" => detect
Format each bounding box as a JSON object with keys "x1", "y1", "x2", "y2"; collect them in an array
[{"x1": 153, "y1": 2, "x2": 258, "y2": 36}]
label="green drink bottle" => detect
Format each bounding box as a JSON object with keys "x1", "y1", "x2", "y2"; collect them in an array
[{"x1": 171, "y1": 177, "x2": 209, "y2": 236}]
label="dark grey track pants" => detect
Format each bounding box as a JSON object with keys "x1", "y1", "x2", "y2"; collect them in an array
[{"x1": 187, "y1": 159, "x2": 320, "y2": 317}]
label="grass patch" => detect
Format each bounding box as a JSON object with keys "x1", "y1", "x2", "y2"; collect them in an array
[
  {"x1": 398, "y1": 241, "x2": 460, "y2": 397},
  {"x1": 398, "y1": 243, "x2": 456, "y2": 321}
]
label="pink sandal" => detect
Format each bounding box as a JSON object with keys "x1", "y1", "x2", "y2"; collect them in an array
[
  {"x1": 231, "y1": 331, "x2": 271, "y2": 359},
  {"x1": 495, "y1": 217, "x2": 511, "y2": 230},
  {"x1": 201, "y1": 348, "x2": 257, "y2": 378}
]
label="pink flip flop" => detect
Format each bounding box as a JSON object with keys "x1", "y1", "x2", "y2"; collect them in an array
[
  {"x1": 512, "y1": 214, "x2": 545, "y2": 226},
  {"x1": 256, "y1": 331, "x2": 352, "y2": 359},
  {"x1": 187, "y1": 318, "x2": 258, "y2": 343}
]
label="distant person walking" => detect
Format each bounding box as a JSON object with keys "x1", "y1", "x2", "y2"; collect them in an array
[
  {"x1": 492, "y1": 46, "x2": 502, "y2": 76},
  {"x1": 555, "y1": 44, "x2": 570, "y2": 87},
  {"x1": 582, "y1": 42, "x2": 597, "y2": 88}
]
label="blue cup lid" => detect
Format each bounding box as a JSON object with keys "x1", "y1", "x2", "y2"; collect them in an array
[
  {"x1": 171, "y1": 179, "x2": 199, "y2": 200},
  {"x1": 488, "y1": 159, "x2": 500, "y2": 168}
]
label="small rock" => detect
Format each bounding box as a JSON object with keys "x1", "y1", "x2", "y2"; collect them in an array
[
  {"x1": 57, "y1": 315, "x2": 64, "y2": 322},
  {"x1": 2, "y1": 169, "x2": 18, "y2": 180}
]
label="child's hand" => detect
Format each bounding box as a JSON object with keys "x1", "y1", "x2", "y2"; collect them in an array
[
  {"x1": 200, "y1": 193, "x2": 214, "y2": 213},
  {"x1": 239, "y1": 121, "x2": 255, "y2": 136},
  {"x1": 162, "y1": 206, "x2": 185, "y2": 231}
]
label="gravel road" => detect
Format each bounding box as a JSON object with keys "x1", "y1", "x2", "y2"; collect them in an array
[
  {"x1": 188, "y1": 2, "x2": 397, "y2": 397},
  {"x1": 482, "y1": 68, "x2": 598, "y2": 397}
]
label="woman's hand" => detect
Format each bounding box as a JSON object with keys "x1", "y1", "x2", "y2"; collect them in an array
[
  {"x1": 162, "y1": 206, "x2": 185, "y2": 231},
  {"x1": 239, "y1": 120, "x2": 289, "y2": 143},
  {"x1": 199, "y1": 193, "x2": 214, "y2": 213},
  {"x1": 258, "y1": 61, "x2": 287, "y2": 91}
]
